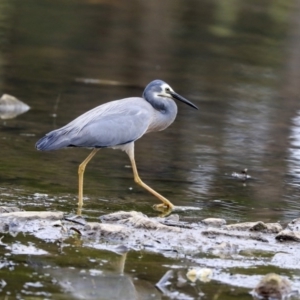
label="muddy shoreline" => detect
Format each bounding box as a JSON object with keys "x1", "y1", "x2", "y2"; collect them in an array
[{"x1": 0, "y1": 207, "x2": 299, "y2": 298}]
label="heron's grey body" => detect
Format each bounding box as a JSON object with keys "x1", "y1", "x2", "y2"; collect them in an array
[
  {"x1": 36, "y1": 79, "x2": 198, "y2": 211},
  {"x1": 36, "y1": 97, "x2": 177, "y2": 151}
]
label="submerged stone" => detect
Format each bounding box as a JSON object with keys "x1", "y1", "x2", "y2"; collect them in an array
[
  {"x1": 275, "y1": 230, "x2": 300, "y2": 242},
  {"x1": 0, "y1": 207, "x2": 22, "y2": 213},
  {"x1": 100, "y1": 211, "x2": 146, "y2": 223},
  {"x1": 118, "y1": 216, "x2": 180, "y2": 232},
  {"x1": 0, "y1": 94, "x2": 30, "y2": 119},
  {"x1": 101, "y1": 211, "x2": 180, "y2": 231},
  {"x1": 210, "y1": 241, "x2": 239, "y2": 257},
  {"x1": 252, "y1": 273, "x2": 292, "y2": 300},
  {"x1": 287, "y1": 218, "x2": 300, "y2": 231},
  {"x1": 83, "y1": 222, "x2": 130, "y2": 240},
  {"x1": 225, "y1": 221, "x2": 282, "y2": 233},
  {"x1": 201, "y1": 218, "x2": 226, "y2": 227},
  {"x1": 0, "y1": 211, "x2": 63, "y2": 220},
  {"x1": 186, "y1": 268, "x2": 213, "y2": 283}
]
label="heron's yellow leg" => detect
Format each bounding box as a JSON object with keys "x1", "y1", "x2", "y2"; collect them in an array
[
  {"x1": 78, "y1": 148, "x2": 99, "y2": 206},
  {"x1": 126, "y1": 144, "x2": 174, "y2": 210}
]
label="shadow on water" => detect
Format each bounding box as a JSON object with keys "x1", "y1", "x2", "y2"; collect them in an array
[{"x1": 0, "y1": 0, "x2": 300, "y2": 298}]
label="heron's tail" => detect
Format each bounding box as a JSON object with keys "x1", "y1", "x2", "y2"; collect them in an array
[{"x1": 36, "y1": 130, "x2": 70, "y2": 151}]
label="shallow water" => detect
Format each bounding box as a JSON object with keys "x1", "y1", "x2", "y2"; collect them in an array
[{"x1": 0, "y1": 0, "x2": 300, "y2": 298}]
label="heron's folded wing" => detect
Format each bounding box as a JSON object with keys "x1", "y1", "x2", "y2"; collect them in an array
[
  {"x1": 36, "y1": 98, "x2": 152, "y2": 151},
  {"x1": 66, "y1": 111, "x2": 151, "y2": 148}
]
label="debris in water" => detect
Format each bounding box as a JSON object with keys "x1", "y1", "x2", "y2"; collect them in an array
[
  {"x1": 201, "y1": 217, "x2": 226, "y2": 227},
  {"x1": 276, "y1": 230, "x2": 300, "y2": 242},
  {"x1": 225, "y1": 221, "x2": 282, "y2": 233},
  {"x1": 186, "y1": 268, "x2": 213, "y2": 283},
  {"x1": 231, "y1": 168, "x2": 251, "y2": 181},
  {"x1": 0, "y1": 94, "x2": 30, "y2": 119},
  {"x1": 252, "y1": 273, "x2": 292, "y2": 300}
]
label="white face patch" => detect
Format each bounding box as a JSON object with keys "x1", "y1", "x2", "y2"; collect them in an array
[{"x1": 157, "y1": 83, "x2": 174, "y2": 98}]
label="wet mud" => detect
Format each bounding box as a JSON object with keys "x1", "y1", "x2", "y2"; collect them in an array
[{"x1": 0, "y1": 207, "x2": 300, "y2": 299}]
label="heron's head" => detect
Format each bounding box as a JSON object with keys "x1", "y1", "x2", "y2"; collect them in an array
[{"x1": 143, "y1": 80, "x2": 198, "y2": 110}]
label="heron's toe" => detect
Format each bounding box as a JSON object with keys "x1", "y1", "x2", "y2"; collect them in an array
[{"x1": 152, "y1": 203, "x2": 174, "y2": 216}]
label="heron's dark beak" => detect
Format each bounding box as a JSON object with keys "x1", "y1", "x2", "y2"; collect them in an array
[{"x1": 169, "y1": 91, "x2": 198, "y2": 110}]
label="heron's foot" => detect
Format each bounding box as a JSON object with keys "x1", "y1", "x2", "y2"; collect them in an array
[{"x1": 152, "y1": 203, "x2": 174, "y2": 217}]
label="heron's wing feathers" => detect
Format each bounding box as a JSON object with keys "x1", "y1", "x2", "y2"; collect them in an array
[
  {"x1": 36, "y1": 98, "x2": 152, "y2": 150},
  {"x1": 68, "y1": 111, "x2": 150, "y2": 148}
]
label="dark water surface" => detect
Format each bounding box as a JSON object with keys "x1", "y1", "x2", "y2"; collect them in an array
[{"x1": 0, "y1": 0, "x2": 300, "y2": 298}]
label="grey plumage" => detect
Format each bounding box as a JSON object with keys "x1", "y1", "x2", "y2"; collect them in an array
[
  {"x1": 36, "y1": 80, "x2": 197, "y2": 151},
  {"x1": 36, "y1": 98, "x2": 153, "y2": 150},
  {"x1": 36, "y1": 79, "x2": 198, "y2": 211}
]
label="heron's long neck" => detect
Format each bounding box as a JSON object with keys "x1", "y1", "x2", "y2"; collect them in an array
[{"x1": 147, "y1": 99, "x2": 178, "y2": 133}]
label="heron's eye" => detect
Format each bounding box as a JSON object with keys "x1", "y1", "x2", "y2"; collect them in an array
[{"x1": 165, "y1": 88, "x2": 170, "y2": 93}]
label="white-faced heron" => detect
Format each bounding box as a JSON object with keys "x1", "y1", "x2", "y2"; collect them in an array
[{"x1": 36, "y1": 80, "x2": 198, "y2": 211}]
